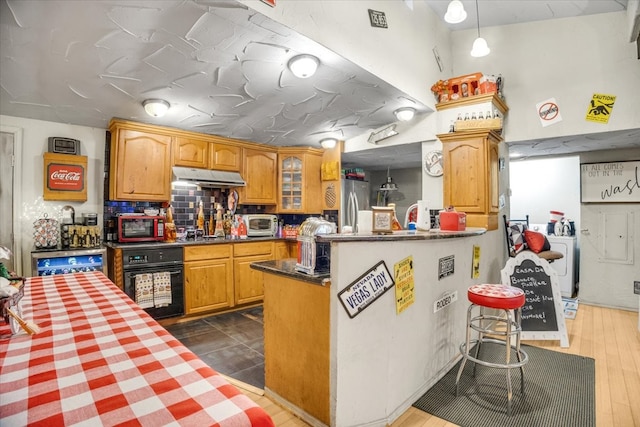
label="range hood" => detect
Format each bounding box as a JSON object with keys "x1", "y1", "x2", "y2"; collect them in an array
[{"x1": 172, "y1": 166, "x2": 246, "y2": 187}]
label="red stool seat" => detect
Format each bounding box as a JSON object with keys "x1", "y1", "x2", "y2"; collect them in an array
[{"x1": 468, "y1": 284, "x2": 525, "y2": 310}]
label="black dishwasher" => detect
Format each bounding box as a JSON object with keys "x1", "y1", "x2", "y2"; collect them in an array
[{"x1": 122, "y1": 246, "x2": 184, "y2": 319}]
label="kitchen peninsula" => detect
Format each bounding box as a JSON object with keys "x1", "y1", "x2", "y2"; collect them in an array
[{"x1": 252, "y1": 227, "x2": 504, "y2": 427}]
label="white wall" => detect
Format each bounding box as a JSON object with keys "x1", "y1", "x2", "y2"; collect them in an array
[
  {"x1": 578, "y1": 148, "x2": 640, "y2": 310},
  {"x1": 451, "y1": 12, "x2": 640, "y2": 143},
  {"x1": 0, "y1": 115, "x2": 106, "y2": 275},
  {"x1": 330, "y1": 231, "x2": 505, "y2": 426},
  {"x1": 510, "y1": 156, "x2": 581, "y2": 227}
]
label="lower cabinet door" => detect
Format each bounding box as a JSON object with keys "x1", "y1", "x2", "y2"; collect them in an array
[
  {"x1": 184, "y1": 259, "x2": 234, "y2": 314},
  {"x1": 234, "y1": 255, "x2": 271, "y2": 305}
]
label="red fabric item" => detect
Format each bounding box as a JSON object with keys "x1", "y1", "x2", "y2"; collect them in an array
[
  {"x1": 523, "y1": 230, "x2": 549, "y2": 253},
  {"x1": 467, "y1": 284, "x2": 525, "y2": 310}
]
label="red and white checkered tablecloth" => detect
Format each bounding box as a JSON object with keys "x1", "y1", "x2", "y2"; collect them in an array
[{"x1": 0, "y1": 272, "x2": 274, "y2": 427}]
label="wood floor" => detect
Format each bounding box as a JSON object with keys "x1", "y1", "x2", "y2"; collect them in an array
[{"x1": 236, "y1": 304, "x2": 640, "y2": 426}]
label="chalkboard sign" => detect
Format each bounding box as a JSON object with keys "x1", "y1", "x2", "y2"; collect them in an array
[
  {"x1": 501, "y1": 251, "x2": 568, "y2": 347},
  {"x1": 580, "y1": 160, "x2": 640, "y2": 203}
]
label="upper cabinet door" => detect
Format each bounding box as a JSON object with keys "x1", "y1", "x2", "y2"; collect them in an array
[
  {"x1": 109, "y1": 126, "x2": 172, "y2": 202},
  {"x1": 210, "y1": 142, "x2": 241, "y2": 171},
  {"x1": 439, "y1": 129, "x2": 501, "y2": 230},
  {"x1": 278, "y1": 149, "x2": 323, "y2": 214},
  {"x1": 240, "y1": 148, "x2": 277, "y2": 204},
  {"x1": 173, "y1": 137, "x2": 209, "y2": 169}
]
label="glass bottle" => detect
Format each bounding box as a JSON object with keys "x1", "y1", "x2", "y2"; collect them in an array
[
  {"x1": 197, "y1": 200, "x2": 205, "y2": 230},
  {"x1": 388, "y1": 203, "x2": 403, "y2": 231}
]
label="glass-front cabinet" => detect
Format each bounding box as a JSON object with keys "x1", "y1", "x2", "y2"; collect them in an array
[
  {"x1": 281, "y1": 156, "x2": 303, "y2": 210},
  {"x1": 278, "y1": 148, "x2": 323, "y2": 214}
]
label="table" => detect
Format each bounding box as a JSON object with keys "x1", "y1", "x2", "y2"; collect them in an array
[{"x1": 0, "y1": 272, "x2": 274, "y2": 426}]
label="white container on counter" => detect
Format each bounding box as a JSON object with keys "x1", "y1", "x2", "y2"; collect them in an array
[{"x1": 416, "y1": 200, "x2": 431, "y2": 231}]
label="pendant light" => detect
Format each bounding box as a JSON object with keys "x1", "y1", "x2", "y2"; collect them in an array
[
  {"x1": 379, "y1": 167, "x2": 398, "y2": 192},
  {"x1": 470, "y1": 0, "x2": 490, "y2": 57},
  {"x1": 444, "y1": 0, "x2": 467, "y2": 24}
]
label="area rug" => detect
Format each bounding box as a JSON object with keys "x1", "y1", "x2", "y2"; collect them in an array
[{"x1": 413, "y1": 343, "x2": 595, "y2": 427}]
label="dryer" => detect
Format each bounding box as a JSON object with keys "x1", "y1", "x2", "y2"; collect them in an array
[{"x1": 545, "y1": 235, "x2": 577, "y2": 298}]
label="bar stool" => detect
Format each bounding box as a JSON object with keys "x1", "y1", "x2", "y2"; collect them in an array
[{"x1": 455, "y1": 283, "x2": 529, "y2": 415}]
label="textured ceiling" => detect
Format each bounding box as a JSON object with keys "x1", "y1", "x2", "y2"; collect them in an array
[
  {"x1": 1, "y1": 0, "x2": 638, "y2": 170},
  {"x1": 424, "y1": 0, "x2": 629, "y2": 32},
  {"x1": 0, "y1": 0, "x2": 428, "y2": 149}
]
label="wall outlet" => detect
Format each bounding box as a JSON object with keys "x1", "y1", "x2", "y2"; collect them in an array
[{"x1": 634, "y1": 281, "x2": 640, "y2": 295}]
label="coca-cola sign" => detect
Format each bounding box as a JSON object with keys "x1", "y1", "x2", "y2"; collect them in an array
[{"x1": 47, "y1": 163, "x2": 85, "y2": 191}]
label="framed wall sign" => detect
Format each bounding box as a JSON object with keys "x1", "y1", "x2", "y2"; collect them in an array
[
  {"x1": 580, "y1": 161, "x2": 640, "y2": 203},
  {"x1": 372, "y1": 206, "x2": 393, "y2": 234},
  {"x1": 43, "y1": 152, "x2": 87, "y2": 201}
]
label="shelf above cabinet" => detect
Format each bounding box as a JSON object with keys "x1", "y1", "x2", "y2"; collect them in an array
[{"x1": 435, "y1": 93, "x2": 508, "y2": 116}]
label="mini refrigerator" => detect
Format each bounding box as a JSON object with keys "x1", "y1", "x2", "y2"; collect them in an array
[{"x1": 31, "y1": 248, "x2": 106, "y2": 276}]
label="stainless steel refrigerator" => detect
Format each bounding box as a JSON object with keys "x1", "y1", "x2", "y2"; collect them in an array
[{"x1": 340, "y1": 179, "x2": 371, "y2": 230}]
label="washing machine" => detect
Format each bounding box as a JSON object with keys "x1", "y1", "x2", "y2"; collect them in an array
[{"x1": 529, "y1": 224, "x2": 577, "y2": 298}]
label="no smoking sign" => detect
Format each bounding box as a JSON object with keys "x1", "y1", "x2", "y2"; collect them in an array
[{"x1": 535, "y1": 97, "x2": 563, "y2": 127}]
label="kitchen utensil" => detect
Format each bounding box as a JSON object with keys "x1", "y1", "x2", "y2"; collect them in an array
[{"x1": 5, "y1": 307, "x2": 40, "y2": 335}]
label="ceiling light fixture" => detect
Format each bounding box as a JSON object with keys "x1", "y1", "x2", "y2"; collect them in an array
[
  {"x1": 470, "y1": 0, "x2": 490, "y2": 57},
  {"x1": 143, "y1": 99, "x2": 170, "y2": 117},
  {"x1": 394, "y1": 107, "x2": 416, "y2": 122},
  {"x1": 444, "y1": 0, "x2": 467, "y2": 24},
  {"x1": 288, "y1": 54, "x2": 320, "y2": 78},
  {"x1": 320, "y1": 138, "x2": 338, "y2": 149}
]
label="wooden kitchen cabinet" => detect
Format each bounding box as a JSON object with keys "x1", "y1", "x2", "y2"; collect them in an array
[
  {"x1": 233, "y1": 241, "x2": 274, "y2": 305},
  {"x1": 209, "y1": 139, "x2": 241, "y2": 171},
  {"x1": 174, "y1": 136, "x2": 241, "y2": 172},
  {"x1": 109, "y1": 120, "x2": 173, "y2": 201},
  {"x1": 173, "y1": 136, "x2": 209, "y2": 169},
  {"x1": 184, "y1": 244, "x2": 234, "y2": 314},
  {"x1": 274, "y1": 240, "x2": 298, "y2": 259},
  {"x1": 239, "y1": 147, "x2": 277, "y2": 205},
  {"x1": 438, "y1": 129, "x2": 501, "y2": 230},
  {"x1": 278, "y1": 148, "x2": 323, "y2": 213}
]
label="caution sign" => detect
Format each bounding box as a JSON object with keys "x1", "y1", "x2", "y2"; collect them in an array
[
  {"x1": 394, "y1": 256, "x2": 415, "y2": 314},
  {"x1": 586, "y1": 93, "x2": 616, "y2": 124},
  {"x1": 536, "y1": 97, "x2": 562, "y2": 127}
]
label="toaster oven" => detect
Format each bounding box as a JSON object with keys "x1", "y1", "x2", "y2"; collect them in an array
[{"x1": 243, "y1": 214, "x2": 278, "y2": 237}]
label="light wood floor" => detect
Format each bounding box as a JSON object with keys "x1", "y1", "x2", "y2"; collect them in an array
[{"x1": 239, "y1": 304, "x2": 640, "y2": 426}]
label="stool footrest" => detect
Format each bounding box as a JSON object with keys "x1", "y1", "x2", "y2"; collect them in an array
[
  {"x1": 459, "y1": 338, "x2": 529, "y2": 369},
  {"x1": 469, "y1": 314, "x2": 522, "y2": 337}
]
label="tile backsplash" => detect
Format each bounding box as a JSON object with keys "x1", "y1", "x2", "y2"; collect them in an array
[{"x1": 103, "y1": 184, "x2": 309, "y2": 241}]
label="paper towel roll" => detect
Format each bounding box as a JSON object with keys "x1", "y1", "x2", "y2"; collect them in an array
[
  {"x1": 416, "y1": 200, "x2": 431, "y2": 231},
  {"x1": 357, "y1": 210, "x2": 372, "y2": 234}
]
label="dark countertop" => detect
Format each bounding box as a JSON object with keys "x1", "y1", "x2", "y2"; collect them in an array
[
  {"x1": 104, "y1": 236, "x2": 296, "y2": 250},
  {"x1": 250, "y1": 259, "x2": 330, "y2": 286},
  {"x1": 315, "y1": 227, "x2": 486, "y2": 242}
]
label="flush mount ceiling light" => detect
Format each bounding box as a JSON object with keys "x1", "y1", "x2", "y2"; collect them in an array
[
  {"x1": 470, "y1": 0, "x2": 490, "y2": 57},
  {"x1": 320, "y1": 138, "x2": 338, "y2": 149},
  {"x1": 444, "y1": 0, "x2": 467, "y2": 24},
  {"x1": 394, "y1": 107, "x2": 416, "y2": 122},
  {"x1": 143, "y1": 99, "x2": 170, "y2": 117},
  {"x1": 288, "y1": 54, "x2": 320, "y2": 78}
]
